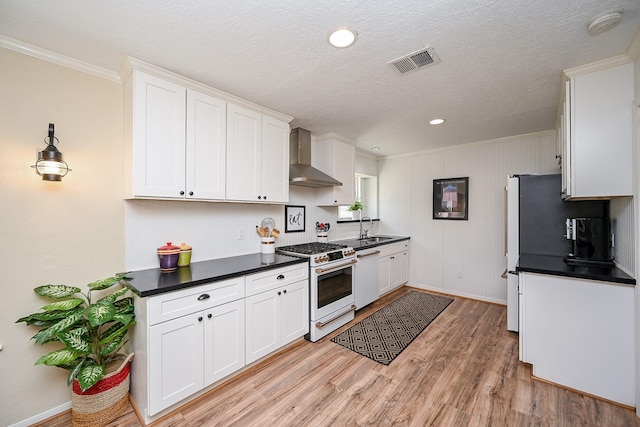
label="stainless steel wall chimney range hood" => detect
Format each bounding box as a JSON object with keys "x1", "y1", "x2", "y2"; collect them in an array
[{"x1": 289, "y1": 128, "x2": 343, "y2": 188}]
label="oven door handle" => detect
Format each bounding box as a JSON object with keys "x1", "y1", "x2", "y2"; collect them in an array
[
  {"x1": 314, "y1": 259, "x2": 357, "y2": 275},
  {"x1": 316, "y1": 305, "x2": 357, "y2": 328}
]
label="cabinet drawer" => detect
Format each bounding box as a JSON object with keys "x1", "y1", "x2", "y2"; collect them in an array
[
  {"x1": 148, "y1": 277, "x2": 245, "y2": 325},
  {"x1": 377, "y1": 241, "x2": 408, "y2": 258},
  {"x1": 246, "y1": 263, "x2": 308, "y2": 296}
]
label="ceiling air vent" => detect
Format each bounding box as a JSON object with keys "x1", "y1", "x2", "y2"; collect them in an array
[{"x1": 388, "y1": 46, "x2": 440, "y2": 75}]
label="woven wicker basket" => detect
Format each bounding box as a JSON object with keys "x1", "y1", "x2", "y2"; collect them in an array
[{"x1": 71, "y1": 353, "x2": 134, "y2": 427}]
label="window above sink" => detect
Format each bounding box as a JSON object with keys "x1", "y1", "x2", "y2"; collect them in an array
[{"x1": 338, "y1": 173, "x2": 378, "y2": 222}]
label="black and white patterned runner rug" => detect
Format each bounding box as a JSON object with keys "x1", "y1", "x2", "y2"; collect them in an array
[{"x1": 331, "y1": 291, "x2": 454, "y2": 365}]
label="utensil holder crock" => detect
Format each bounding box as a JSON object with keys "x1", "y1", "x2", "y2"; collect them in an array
[{"x1": 260, "y1": 237, "x2": 275, "y2": 254}]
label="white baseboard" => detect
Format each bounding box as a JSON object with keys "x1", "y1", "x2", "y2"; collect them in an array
[
  {"x1": 9, "y1": 401, "x2": 71, "y2": 427},
  {"x1": 410, "y1": 283, "x2": 507, "y2": 306}
]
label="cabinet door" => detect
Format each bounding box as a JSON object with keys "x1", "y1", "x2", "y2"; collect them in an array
[
  {"x1": 315, "y1": 138, "x2": 355, "y2": 205},
  {"x1": 280, "y1": 280, "x2": 309, "y2": 345},
  {"x1": 378, "y1": 255, "x2": 391, "y2": 295},
  {"x1": 132, "y1": 71, "x2": 186, "y2": 198},
  {"x1": 399, "y1": 251, "x2": 409, "y2": 285},
  {"x1": 226, "y1": 104, "x2": 262, "y2": 201},
  {"x1": 332, "y1": 141, "x2": 355, "y2": 205},
  {"x1": 245, "y1": 289, "x2": 279, "y2": 364},
  {"x1": 561, "y1": 81, "x2": 571, "y2": 198},
  {"x1": 186, "y1": 89, "x2": 226, "y2": 200},
  {"x1": 149, "y1": 314, "x2": 204, "y2": 415},
  {"x1": 520, "y1": 272, "x2": 635, "y2": 406},
  {"x1": 261, "y1": 115, "x2": 290, "y2": 203},
  {"x1": 389, "y1": 254, "x2": 404, "y2": 289},
  {"x1": 203, "y1": 300, "x2": 245, "y2": 386},
  {"x1": 568, "y1": 62, "x2": 633, "y2": 198}
]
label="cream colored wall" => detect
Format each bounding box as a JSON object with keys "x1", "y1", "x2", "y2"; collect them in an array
[{"x1": 0, "y1": 48, "x2": 125, "y2": 426}]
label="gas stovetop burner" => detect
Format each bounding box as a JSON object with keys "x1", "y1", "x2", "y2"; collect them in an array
[{"x1": 277, "y1": 242, "x2": 348, "y2": 255}]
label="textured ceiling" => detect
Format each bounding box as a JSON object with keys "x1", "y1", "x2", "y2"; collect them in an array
[{"x1": 1, "y1": 0, "x2": 639, "y2": 156}]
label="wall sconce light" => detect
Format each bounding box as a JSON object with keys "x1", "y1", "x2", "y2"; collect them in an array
[{"x1": 31, "y1": 123, "x2": 71, "y2": 181}]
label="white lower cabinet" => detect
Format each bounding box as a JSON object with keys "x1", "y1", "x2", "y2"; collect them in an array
[
  {"x1": 378, "y1": 241, "x2": 409, "y2": 296},
  {"x1": 519, "y1": 272, "x2": 635, "y2": 406},
  {"x1": 203, "y1": 300, "x2": 245, "y2": 386},
  {"x1": 131, "y1": 265, "x2": 309, "y2": 424},
  {"x1": 245, "y1": 266, "x2": 309, "y2": 364},
  {"x1": 149, "y1": 311, "x2": 204, "y2": 415},
  {"x1": 145, "y1": 278, "x2": 245, "y2": 416},
  {"x1": 148, "y1": 300, "x2": 244, "y2": 415}
]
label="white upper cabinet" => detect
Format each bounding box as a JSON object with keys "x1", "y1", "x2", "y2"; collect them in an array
[
  {"x1": 226, "y1": 104, "x2": 262, "y2": 201},
  {"x1": 261, "y1": 115, "x2": 290, "y2": 203},
  {"x1": 127, "y1": 71, "x2": 187, "y2": 199},
  {"x1": 124, "y1": 60, "x2": 292, "y2": 203},
  {"x1": 314, "y1": 135, "x2": 355, "y2": 206},
  {"x1": 186, "y1": 89, "x2": 227, "y2": 200},
  {"x1": 125, "y1": 71, "x2": 226, "y2": 200},
  {"x1": 559, "y1": 59, "x2": 633, "y2": 200},
  {"x1": 226, "y1": 104, "x2": 289, "y2": 203}
]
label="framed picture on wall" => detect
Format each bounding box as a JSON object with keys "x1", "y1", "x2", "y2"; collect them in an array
[
  {"x1": 285, "y1": 205, "x2": 306, "y2": 232},
  {"x1": 433, "y1": 177, "x2": 469, "y2": 220}
]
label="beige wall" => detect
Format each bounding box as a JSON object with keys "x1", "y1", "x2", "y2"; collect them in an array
[{"x1": 0, "y1": 47, "x2": 125, "y2": 426}]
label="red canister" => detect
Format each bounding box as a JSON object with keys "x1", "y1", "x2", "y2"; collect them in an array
[{"x1": 157, "y1": 242, "x2": 180, "y2": 272}]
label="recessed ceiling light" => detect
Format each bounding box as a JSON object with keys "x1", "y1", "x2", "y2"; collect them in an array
[
  {"x1": 371, "y1": 146, "x2": 380, "y2": 151},
  {"x1": 429, "y1": 118, "x2": 446, "y2": 125},
  {"x1": 329, "y1": 27, "x2": 358, "y2": 48}
]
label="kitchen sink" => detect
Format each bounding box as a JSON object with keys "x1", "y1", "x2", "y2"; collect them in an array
[{"x1": 358, "y1": 236, "x2": 394, "y2": 243}]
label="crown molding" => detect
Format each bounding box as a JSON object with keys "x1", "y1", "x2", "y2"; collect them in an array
[
  {"x1": 627, "y1": 27, "x2": 640, "y2": 61},
  {"x1": 123, "y1": 57, "x2": 293, "y2": 123},
  {"x1": 0, "y1": 34, "x2": 121, "y2": 83},
  {"x1": 315, "y1": 132, "x2": 357, "y2": 146}
]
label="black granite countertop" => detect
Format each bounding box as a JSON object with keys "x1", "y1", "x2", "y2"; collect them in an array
[
  {"x1": 124, "y1": 253, "x2": 308, "y2": 297},
  {"x1": 516, "y1": 254, "x2": 635, "y2": 285},
  {"x1": 334, "y1": 235, "x2": 410, "y2": 251}
]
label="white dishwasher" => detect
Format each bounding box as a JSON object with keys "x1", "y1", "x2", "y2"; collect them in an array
[{"x1": 354, "y1": 248, "x2": 380, "y2": 309}]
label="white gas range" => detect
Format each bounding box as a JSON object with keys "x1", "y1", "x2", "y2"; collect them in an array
[{"x1": 277, "y1": 242, "x2": 357, "y2": 341}]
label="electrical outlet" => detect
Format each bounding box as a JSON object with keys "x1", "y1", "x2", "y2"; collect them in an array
[
  {"x1": 456, "y1": 271, "x2": 463, "y2": 279},
  {"x1": 237, "y1": 228, "x2": 245, "y2": 240}
]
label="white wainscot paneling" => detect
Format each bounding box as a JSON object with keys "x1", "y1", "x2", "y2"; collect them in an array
[
  {"x1": 124, "y1": 187, "x2": 341, "y2": 270},
  {"x1": 610, "y1": 197, "x2": 634, "y2": 275},
  {"x1": 378, "y1": 131, "x2": 558, "y2": 303}
]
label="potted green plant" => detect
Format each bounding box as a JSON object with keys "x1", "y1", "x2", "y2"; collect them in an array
[
  {"x1": 347, "y1": 200, "x2": 364, "y2": 219},
  {"x1": 16, "y1": 272, "x2": 136, "y2": 425}
]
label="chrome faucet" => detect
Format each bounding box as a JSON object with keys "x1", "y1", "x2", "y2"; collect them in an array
[{"x1": 359, "y1": 216, "x2": 373, "y2": 239}]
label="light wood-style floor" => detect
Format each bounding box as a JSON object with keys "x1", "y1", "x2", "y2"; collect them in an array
[{"x1": 38, "y1": 287, "x2": 640, "y2": 426}]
